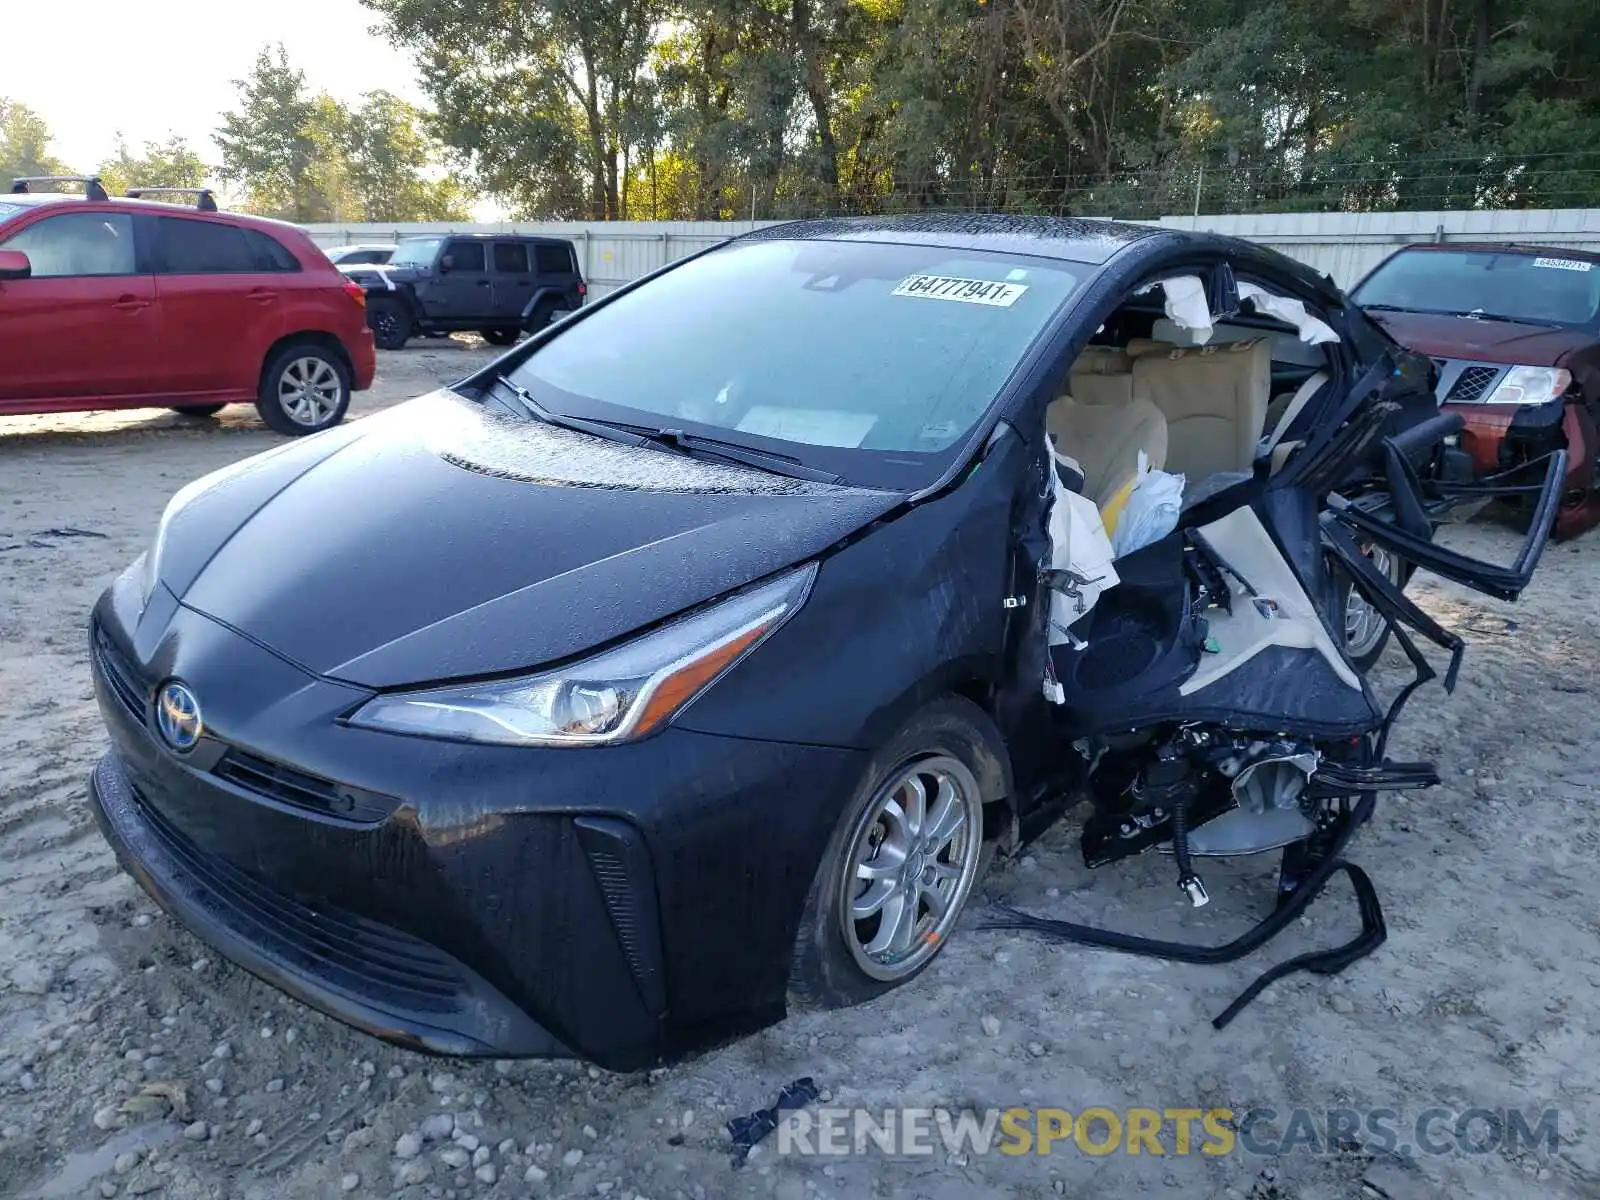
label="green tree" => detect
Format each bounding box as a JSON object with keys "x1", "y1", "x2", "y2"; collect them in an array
[
  {"x1": 98, "y1": 135, "x2": 208, "y2": 198},
  {"x1": 0, "y1": 98, "x2": 68, "y2": 187},
  {"x1": 215, "y1": 45, "x2": 475, "y2": 222},
  {"x1": 363, "y1": 0, "x2": 665, "y2": 219},
  {"x1": 343, "y1": 91, "x2": 473, "y2": 220},
  {"x1": 214, "y1": 45, "x2": 332, "y2": 219}
]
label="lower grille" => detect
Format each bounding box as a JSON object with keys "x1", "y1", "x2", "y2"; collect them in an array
[
  {"x1": 130, "y1": 783, "x2": 466, "y2": 1012},
  {"x1": 214, "y1": 749, "x2": 398, "y2": 825},
  {"x1": 93, "y1": 624, "x2": 147, "y2": 721},
  {"x1": 1444, "y1": 365, "x2": 1501, "y2": 404}
]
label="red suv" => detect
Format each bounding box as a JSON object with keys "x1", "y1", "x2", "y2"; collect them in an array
[{"x1": 0, "y1": 177, "x2": 375, "y2": 435}]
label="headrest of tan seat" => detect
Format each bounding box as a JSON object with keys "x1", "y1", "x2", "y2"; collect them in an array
[
  {"x1": 1067, "y1": 345, "x2": 1135, "y2": 407},
  {"x1": 1071, "y1": 345, "x2": 1133, "y2": 375},
  {"x1": 1130, "y1": 338, "x2": 1271, "y2": 479},
  {"x1": 1046, "y1": 395, "x2": 1169, "y2": 510}
]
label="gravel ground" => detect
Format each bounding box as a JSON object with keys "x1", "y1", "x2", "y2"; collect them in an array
[{"x1": 1, "y1": 342, "x2": 1596, "y2": 1199}]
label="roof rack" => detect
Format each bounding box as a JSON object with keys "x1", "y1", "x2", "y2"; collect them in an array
[
  {"x1": 127, "y1": 186, "x2": 219, "y2": 213},
  {"x1": 8, "y1": 175, "x2": 110, "y2": 201}
]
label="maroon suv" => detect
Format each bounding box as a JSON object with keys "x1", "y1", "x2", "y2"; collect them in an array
[
  {"x1": 1351, "y1": 242, "x2": 1600, "y2": 538},
  {"x1": 0, "y1": 177, "x2": 376, "y2": 435}
]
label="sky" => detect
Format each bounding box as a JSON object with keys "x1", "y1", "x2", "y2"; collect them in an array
[{"x1": 8, "y1": 0, "x2": 426, "y2": 176}]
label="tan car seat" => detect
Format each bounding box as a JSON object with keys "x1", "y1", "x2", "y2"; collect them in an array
[
  {"x1": 1045, "y1": 395, "x2": 1169, "y2": 513},
  {"x1": 1128, "y1": 338, "x2": 1271, "y2": 479},
  {"x1": 1066, "y1": 345, "x2": 1135, "y2": 408}
]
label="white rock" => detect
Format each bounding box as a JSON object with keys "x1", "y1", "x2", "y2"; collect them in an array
[
  {"x1": 475, "y1": 1163, "x2": 498, "y2": 1184},
  {"x1": 92, "y1": 1104, "x2": 123, "y2": 1131},
  {"x1": 394, "y1": 1132, "x2": 423, "y2": 1159},
  {"x1": 398, "y1": 1159, "x2": 431, "y2": 1185},
  {"x1": 525, "y1": 1163, "x2": 550, "y2": 1183},
  {"x1": 980, "y1": 1015, "x2": 1002, "y2": 1038},
  {"x1": 583, "y1": 1124, "x2": 598, "y2": 1140},
  {"x1": 99, "y1": 1183, "x2": 117, "y2": 1199},
  {"x1": 183, "y1": 1121, "x2": 208, "y2": 1141},
  {"x1": 497, "y1": 1138, "x2": 517, "y2": 1156},
  {"x1": 340, "y1": 1173, "x2": 360, "y2": 1192},
  {"x1": 563, "y1": 1148, "x2": 585, "y2": 1167},
  {"x1": 439, "y1": 1147, "x2": 470, "y2": 1169},
  {"x1": 245, "y1": 1119, "x2": 263, "y2": 1138},
  {"x1": 420, "y1": 1114, "x2": 454, "y2": 1141},
  {"x1": 454, "y1": 1132, "x2": 480, "y2": 1152}
]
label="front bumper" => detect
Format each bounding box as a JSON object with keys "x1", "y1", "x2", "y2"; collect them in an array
[
  {"x1": 1446, "y1": 398, "x2": 1598, "y2": 536},
  {"x1": 89, "y1": 752, "x2": 564, "y2": 1058},
  {"x1": 88, "y1": 574, "x2": 866, "y2": 1070}
]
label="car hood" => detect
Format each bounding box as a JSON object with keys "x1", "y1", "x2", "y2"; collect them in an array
[
  {"x1": 167, "y1": 391, "x2": 904, "y2": 689},
  {"x1": 1365, "y1": 308, "x2": 1592, "y2": 366}
]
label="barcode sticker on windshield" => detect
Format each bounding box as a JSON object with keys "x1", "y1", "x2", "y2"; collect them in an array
[
  {"x1": 892, "y1": 274, "x2": 1029, "y2": 307},
  {"x1": 1533, "y1": 256, "x2": 1592, "y2": 272}
]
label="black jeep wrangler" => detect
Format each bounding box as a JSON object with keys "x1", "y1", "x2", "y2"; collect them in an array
[{"x1": 344, "y1": 234, "x2": 586, "y2": 350}]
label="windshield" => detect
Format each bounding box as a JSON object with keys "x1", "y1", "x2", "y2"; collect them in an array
[
  {"x1": 508, "y1": 237, "x2": 1083, "y2": 488},
  {"x1": 1354, "y1": 248, "x2": 1600, "y2": 327},
  {"x1": 389, "y1": 238, "x2": 442, "y2": 267}
]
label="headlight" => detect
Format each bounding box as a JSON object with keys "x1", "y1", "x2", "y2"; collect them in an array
[
  {"x1": 1483, "y1": 366, "x2": 1571, "y2": 406},
  {"x1": 348, "y1": 564, "x2": 818, "y2": 746}
]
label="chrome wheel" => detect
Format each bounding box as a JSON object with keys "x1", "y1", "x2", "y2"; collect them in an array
[
  {"x1": 278, "y1": 357, "x2": 343, "y2": 428},
  {"x1": 838, "y1": 755, "x2": 984, "y2": 982},
  {"x1": 1344, "y1": 542, "x2": 1400, "y2": 659}
]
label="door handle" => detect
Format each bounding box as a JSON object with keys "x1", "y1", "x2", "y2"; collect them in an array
[
  {"x1": 112, "y1": 295, "x2": 151, "y2": 311},
  {"x1": 247, "y1": 289, "x2": 278, "y2": 305},
  {"x1": 476, "y1": 280, "x2": 491, "y2": 287}
]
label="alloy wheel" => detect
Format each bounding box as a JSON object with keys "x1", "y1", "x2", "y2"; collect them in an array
[
  {"x1": 278, "y1": 357, "x2": 343, "y2": 428},
  {"x1": 837, "y1": 755, "x2": 985, "y2": 982},
  {"x1": 1344, "y1": 542, "x2": 1400, "y2": 659}
]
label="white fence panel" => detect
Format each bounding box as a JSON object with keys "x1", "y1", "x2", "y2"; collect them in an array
[{"x1": 304, "y1": 209, "x2": 1600, "y2": 293}]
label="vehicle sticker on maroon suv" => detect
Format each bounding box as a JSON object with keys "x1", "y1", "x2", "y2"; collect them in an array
[
  {"x1": 1532, "y1": 257, "x2": 1592, "y2": 272},
  {"x1": 891, "y1": 274, "x2": 1029, "y2": 307}
]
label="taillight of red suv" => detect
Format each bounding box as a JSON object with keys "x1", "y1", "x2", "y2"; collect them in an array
[{"x1": 343, "y1": 280, "x2": 367, "y2": 309}]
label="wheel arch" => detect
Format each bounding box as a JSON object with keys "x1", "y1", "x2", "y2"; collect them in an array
[{"x1": 259, "y1": 330, "x2": 354, "y2": 395}]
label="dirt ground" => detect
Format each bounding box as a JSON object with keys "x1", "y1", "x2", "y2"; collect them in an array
[{"x1": 1, "y1": 343, "x2": 1596, "y2": 1200}]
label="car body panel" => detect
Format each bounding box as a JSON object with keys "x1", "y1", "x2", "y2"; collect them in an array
[{"x1": 173, "y1": 391, "x2": 905, "y2": 688}]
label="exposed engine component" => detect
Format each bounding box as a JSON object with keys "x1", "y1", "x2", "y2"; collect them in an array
[{"x1": 1188, "y1": 744, "x2": 1320, "y2": 856}]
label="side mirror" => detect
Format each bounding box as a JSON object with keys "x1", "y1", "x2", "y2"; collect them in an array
[
  {"x1": 438, "y1": 254, "x2": 455, "y2": 274},
  {"x1": 0, "y1": 249, "x2": 31, "y2": 281}
]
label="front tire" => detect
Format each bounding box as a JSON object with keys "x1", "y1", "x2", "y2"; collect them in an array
[
  {"x1": 789, "y1": 697, "x2": 1003, "y2": 1010},
  {"x1": 256, "y1": 343, "x2": 351, "y2": 436},
  {"x1": 367, "y1": 297, "x2": 412, "y2": 350},
  {"x1": 170, "y1": 404, "x2": 226, "y2": 418},
  {"x1": 480, "y1": 328, "x2": 519, "y2": 347}
]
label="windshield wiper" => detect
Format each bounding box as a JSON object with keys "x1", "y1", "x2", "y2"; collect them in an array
[
  {"x1": 493, "y1": 377, "x2": 841, "y2": 484},
  {"x1": 1448, "y1": 310, "x2": 1564, "y2": 328},
  {"x1": 492, "y1": 375, "x2": 651, "y2": 447},
  {"x1": 592, "y1": 420, "x2": 842, "y2": 484}
]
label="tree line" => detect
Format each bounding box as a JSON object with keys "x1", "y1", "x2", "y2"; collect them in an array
[
  {"x1": 357, "y1": 0, "x2": 1600, "y2": 220},
  {"x1": 1, "y1": 50, "x2": 470, "y2": 224},
  {"x1": 9, "y1": 0, "x2": 1600, "y2": 224}
]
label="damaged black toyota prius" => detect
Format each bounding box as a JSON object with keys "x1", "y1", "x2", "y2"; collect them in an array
[{"x1": 88, "y1": 215, "x2": 1564, "y2": 1071}]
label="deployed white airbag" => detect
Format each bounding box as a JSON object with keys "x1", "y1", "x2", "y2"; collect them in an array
[{"x1": 1238, "y1": 282, "x2": 1339, "y2": 345}]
